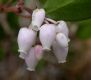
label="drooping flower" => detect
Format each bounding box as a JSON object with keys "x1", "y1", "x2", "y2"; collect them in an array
[
  {"x1": 17, "y1": 27, "x2": 37, "y2": 55},
  {"x1": 25, "y1": 45, "x2": 44, "y2": 71},
  {"x1": 25, "y1": 47, "x2": 38, "y2": 71},
  {"x1": 52, "y1": 40, "x2": 68, "y2": 63},
  {"x1": 31, "y1": 9, "x2": 45, "y2": 31},
  {"x1": 39, "y1": 24, "x2": 56, "y2": 51}
]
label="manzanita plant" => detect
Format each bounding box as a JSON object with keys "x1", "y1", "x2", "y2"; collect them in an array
[{"x1": 1, "y1": 0, "x2": 91, "y2": 72}]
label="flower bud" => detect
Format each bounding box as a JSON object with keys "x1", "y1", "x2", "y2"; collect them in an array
[
  {"x1": 34, "y1": 45, "x2": 43, "y2": 60},
  {"x1": 25, "y1": 47, "x2": 38, "y2": 71},
  {"x1": 56, "y1": 21, "x2": 69, "y2": 37},
  {"x1": 39, "y1": 24, "x2": 56, "y2": 51},
  {"x1": 17, "y1": 27, "x2": 37, "y2": 54},
  {"x1": 56, "y1": 33, "x2": 68, "y2": 48},
  {"x1": 52, "y1": 41, "x2": 68, "y2": 63},
  {"x1": 31, "y1": 9, "x2": 45, "y2": 31}
]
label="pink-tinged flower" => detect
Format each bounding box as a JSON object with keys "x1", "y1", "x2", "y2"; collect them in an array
[
  {"x1": 34, "y1": 45, "x2": 43, "y2": 60},
  {"x1": 25, "y1": 47, "x2": 38, "y2": 71},
  {"x1": 56, "y1": 33, "x2": 68, "y2": 48},
  {"x1": 17, "y1": 27, "x2": 37, "y2": 54},
  {"x1": 31, "y1": 9, "x2": 45, "y2": 31},
  {"x1": 39, "y1": 24, "x2": 56, "y2": 51},
  {"x1": 56, "y1": 21, "x2": 69, "y2": 37},
  {"x1": 52, "y1": 41, "x2": 68, "y2": 63}
]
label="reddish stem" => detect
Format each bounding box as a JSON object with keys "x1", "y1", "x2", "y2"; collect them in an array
[{"x1": 0, "y1": 0, "x2": 32, "y2": 18}]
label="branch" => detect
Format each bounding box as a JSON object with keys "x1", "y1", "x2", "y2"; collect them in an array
[{"x1": 0, "y1": 0, "x2": 32, "y2": 18}]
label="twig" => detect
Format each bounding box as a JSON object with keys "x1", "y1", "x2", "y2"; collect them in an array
[
  {"x1": 44, "y1": 20, "x2": 49, "y2": 24},
  {"x1": 45, "y1": 18, "x2": 57, "y2": 24},
  {"x1": 0, "y1": 0, "x2": 32, "y2": 18},
  {"x1": 24, "y1": 7, "x2": 32, "y2": 15}
]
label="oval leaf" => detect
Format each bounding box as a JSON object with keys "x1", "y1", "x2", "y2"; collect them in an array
[{"x1": 39, "y1": 0, "x2": 91, "y2": 21}]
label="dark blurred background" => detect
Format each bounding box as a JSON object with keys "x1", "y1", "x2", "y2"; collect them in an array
[{"x1": 1, "y1": 0, "x2": 91, "y2": 80}]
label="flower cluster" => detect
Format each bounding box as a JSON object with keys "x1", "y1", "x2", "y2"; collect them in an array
[{"x1": 17, "y1": 8, "x2": 70, "y2": 71}]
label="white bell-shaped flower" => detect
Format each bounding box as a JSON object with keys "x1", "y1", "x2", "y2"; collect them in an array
[
  {"x1": 56, "y1": 20, "x2": 69, "y2": 37},
  {"x1": 25, "y1": 47, "x2": 38, "y2": 71},
  {"x1": 34, "y1": 45, "x2": 43, "y2": 60},
  {"x1": 52, "y1": 41, "x2": 68, "y2": 63},
  {"x1": 39, "y1": 24, "x2": 56, "y2": 51},
  {"x1": 56, "y1": 33, "x2": 68, "y2": 48},
  {"x1": 17, "y1": 27, "x2": 37, "y2": 54},
  {"x1": 31, "y1": 9, "x2": 45, "y2": 31}
]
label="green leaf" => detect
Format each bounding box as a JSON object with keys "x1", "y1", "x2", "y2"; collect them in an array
[
  {"x1": 76, "y1": 19, "x2": 91, "y2": 39},
  {"x1": 39, "y1": 0, "x2": 91, "y2": 21}
]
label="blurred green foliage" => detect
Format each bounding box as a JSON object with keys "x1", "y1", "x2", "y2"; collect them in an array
[
  {"x1": 40, "y1": 0, "x2": 91, "y2": 21},
  {"x1": 36, "y1": 59, "x2": 46, "y2": 72},
  {"x1": 0, "y1": 24, "x2": 6, "y2": 40},
  {"x1": 0, "y1": 48, "x2": 5, "y2": 60},
  {"x1": 7, "y1": 13, "x2": 19, "y2": 33},
  {"x1": 11, "y1": 40, "x2": 19, "y2": 55},
  {"x1": 1, "y1": 0, "x2": 16, "y2": 4},
  {"x1": 77, "y1": 19, "x2": 91, "y2": 40}
]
